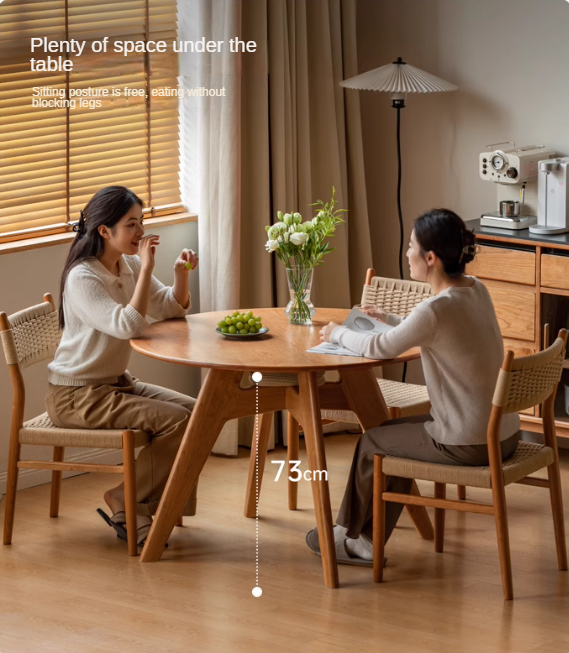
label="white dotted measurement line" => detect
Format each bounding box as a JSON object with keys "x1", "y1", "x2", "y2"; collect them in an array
[
  {"x1": 252, "y1": 372, "x2": 263, "y2": 598},
  {"x1": 256, "y1": 383, "x2": 259, "y2": 586}
]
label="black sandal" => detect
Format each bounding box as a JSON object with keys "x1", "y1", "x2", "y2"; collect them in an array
[
  {"x1": 97, "y1": 509, "x2": 167, "y2": 548},
  {"x1": 97, "y1": 508, "x2": 127, "y2": 541}
]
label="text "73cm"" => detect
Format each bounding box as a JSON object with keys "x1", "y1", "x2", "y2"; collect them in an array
[{"x1": 271, "y1": 460, "x2": 328, "y2": 482}]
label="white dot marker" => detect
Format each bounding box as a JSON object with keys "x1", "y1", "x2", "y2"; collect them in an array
[
  {"x1": 252, "y1": 587, "x2": 263, "y2": 598},
  {"x1": 252, "y1": 372, "x2": 263, "y2": 383}
]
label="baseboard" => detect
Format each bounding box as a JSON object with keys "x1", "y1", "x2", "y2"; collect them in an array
[{"x1": 0, "y1": 449, "x2": 123, "y2": 496}]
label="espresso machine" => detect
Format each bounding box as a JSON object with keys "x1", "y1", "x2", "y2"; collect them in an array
[
  {"x1": 479, "y1": 143, "x2": 555, "y2": 230},
  {"x1": 529, "y1": 157, "x2": 569, "y2": 235}
]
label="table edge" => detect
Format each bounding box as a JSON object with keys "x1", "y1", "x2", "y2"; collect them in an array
[{"x1": 129, "y1": 340, "x2": 421, "y2": 371}]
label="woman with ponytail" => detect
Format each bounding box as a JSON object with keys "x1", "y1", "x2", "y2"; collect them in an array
[
  {"x1": 306, "y1": 208, "x2": 521, "y2": 565},
  {"x1": 46, "y1": 186, "x2": 199, "y2": 548}
]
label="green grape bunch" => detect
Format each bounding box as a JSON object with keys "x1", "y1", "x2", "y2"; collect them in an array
[{"x1": 217, "y1": 311, "x2": 263, "y2": 335}]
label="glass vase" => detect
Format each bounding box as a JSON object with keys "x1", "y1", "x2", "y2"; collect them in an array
[{"x1": 285, "y1": 263, "x2": 316, "y2": 325}]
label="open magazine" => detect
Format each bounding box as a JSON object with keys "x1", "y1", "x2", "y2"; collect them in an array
[{"x1": 307, "y1": 307, "x2": 394, "y2": 357}]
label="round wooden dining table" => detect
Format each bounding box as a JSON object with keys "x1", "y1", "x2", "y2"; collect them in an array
[{"x1": 131, "y1": 308, "x2": 431, "y2": 588}]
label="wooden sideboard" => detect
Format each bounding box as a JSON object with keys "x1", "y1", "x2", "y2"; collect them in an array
[{"x1": 465, "y1": 219, "x2": 569, "y2": 439}]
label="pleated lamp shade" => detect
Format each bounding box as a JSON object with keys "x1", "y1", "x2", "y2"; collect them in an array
[{"x1": 340, "y1": 57, "x2": 457, "y2": 99}]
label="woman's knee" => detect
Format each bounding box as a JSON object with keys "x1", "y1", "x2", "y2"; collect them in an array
[
  {"x1": 175, "y1": 406, "x2": 192, "y2": 427},
  {"x1": 358, "y1": 427, "x2": 391, "y2": 457},
  {"x1": 160, "y1": 404, "x2": 192, "y2": 434}
]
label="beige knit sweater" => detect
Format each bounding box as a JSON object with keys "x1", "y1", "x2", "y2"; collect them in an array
[
  {"x1": 48, "y1": 255, "x2": 189, "y2": 386},
  {"x1": 331, "y1": 277, "x2": 520, "y2": 446}
]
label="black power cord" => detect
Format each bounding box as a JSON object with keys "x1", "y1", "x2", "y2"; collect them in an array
[
  {"x1": 392, "y1": 91, "x2": 407, "y2": 382},
  {"x1": 395, "y1": 103, "x2": 404, "y2": 281}
]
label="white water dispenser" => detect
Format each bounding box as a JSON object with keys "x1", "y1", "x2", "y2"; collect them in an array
[{"x1": 530, "y1": 157, "x2": 569, "y2": 235}]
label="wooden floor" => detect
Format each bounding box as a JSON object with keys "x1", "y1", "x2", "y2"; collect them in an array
[{"x1": 1, "y1": 435, "x2": 568, "y2": 653}]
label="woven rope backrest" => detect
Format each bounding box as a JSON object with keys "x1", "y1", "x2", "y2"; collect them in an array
[
  {"x1": 361, "y1": 276, "x2": 434, "y2": 316},
  {"x1": 1, "y1": 301, "x2": 61, "y2": 370},
  {"x1": 492, "y1": 337, "x2": 566, "y2": 414}
]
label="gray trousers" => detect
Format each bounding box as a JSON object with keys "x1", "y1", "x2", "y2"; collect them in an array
[{"x1": 336, "y1": 415, "x2": 521, "y2": 543}]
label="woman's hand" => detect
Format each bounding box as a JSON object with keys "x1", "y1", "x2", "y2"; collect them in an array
[
  {"x1": 139, "y1": 235, "x2": 160, "y2": 273},
  {"x1": 175, "y1": 249, "x2": 199, "y2": 273},
  {"x1": 320, "y1": 322, "x2": 340, "y2": 343},
  {"x1": 130, "y1": 235, "x2": 159, "y2": 317},
  {"x1": 360, "y1": 305, "x2": 388, "y2": 323},
  {"x1": 173, "y1": 249, "x2": 196, "y2": 310}
]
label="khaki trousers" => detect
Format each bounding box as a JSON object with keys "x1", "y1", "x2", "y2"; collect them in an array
[
  {"x1": 336, "y1": 415, "x2": 521, "y2": 544},
  {"x1": 46, "y1": 373, "x2": 196, "y2": 516}
]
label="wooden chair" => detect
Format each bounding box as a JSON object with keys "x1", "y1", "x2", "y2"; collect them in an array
[
  {"x1": 373, "y1": 330, "x2": 568, "y2": 599},
  {"x1": 244, "y1": 270, "x2": 438, "y2": 518},
  {"x1": 0, "y1": 294, "x2": 150, "y2": 556}
]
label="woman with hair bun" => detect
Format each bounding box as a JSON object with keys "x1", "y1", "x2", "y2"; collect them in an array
[
  {"x1": 306, "y1": 208, "x2": 521, "y2": 565},
  {"x1": 46, "y1": 186, "x2": 199, "y2": 548}
]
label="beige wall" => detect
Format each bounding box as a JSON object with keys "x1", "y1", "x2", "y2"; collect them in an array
[
  {"x1": 357, "y1": 0, "x2": 569, "y2": 278},
  {"x1": 0, "y1": 222, "x2": 200, "y2": 493},
  {"x1": 356, "y1": 0, "x2": 569, "y2": 382}
]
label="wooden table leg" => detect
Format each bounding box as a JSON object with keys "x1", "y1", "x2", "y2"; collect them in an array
[
  {"x1": 244, "y1": 412, "x2": 273, "y2": 518},
  {"x1": 288, "y1": 372, "x2": 339, "y2": 589},
  {"x1": 140, "y1": 369, "x2": 242, "y2": 562},
  {"x1": 287, "y1": 413, "x2": 300, "y2": 511},
  {"x1": 340, "y1": 368, "x2": 434, "y2": 541}
]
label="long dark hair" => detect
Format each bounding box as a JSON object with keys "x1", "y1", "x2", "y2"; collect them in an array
[
  {"x1": 413, "y1": 208, "x2": 476, "y2": 278},
  {"x1": 59, "y1": 186, "x2": 143, "y2": 329}
]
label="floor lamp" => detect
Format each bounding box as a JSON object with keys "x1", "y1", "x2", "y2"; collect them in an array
[{"x1": 340, "y1": 57, "x2": 458, "y2": 279}]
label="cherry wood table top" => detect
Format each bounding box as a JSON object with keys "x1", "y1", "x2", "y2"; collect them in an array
[{"x1": 131, "y1": 308, "x2": 420, "y2": 372}]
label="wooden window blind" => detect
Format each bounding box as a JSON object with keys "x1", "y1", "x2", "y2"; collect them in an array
[{"x1": 0, "y1": 0, "x2": 181, "y2": 244}]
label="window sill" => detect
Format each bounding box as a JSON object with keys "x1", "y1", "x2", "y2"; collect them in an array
[{"x1": 0, "y1": 213, "x2": 197, "y2": 256}]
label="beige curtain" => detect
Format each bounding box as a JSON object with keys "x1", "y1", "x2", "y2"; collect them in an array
[
  {"x1": 240, "y1": 0, "x2": 372, "y2": 311},
  {"x1": 179, "y1": 0, "x2": 242, "y2": 311},
  {"x1": 180, "y1": 0, "x2": 373, "y2": 454},
  {"x1": 179, "y1": 0, "x2": 243, "y2": 454}
]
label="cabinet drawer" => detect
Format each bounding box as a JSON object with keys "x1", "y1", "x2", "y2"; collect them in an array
[
  {"x1": 467, "y1": 246, "x2": 535, "y2": 285},
  {"x1": 483, "y1": 280, "x2": 536, "y2": 342},
  {"x1": 541, "y1": 254, "x2": 569, "y2": 291}
]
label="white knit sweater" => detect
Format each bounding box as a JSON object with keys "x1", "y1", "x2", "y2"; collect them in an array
[
  {"x1": 48, "y1": 255, "x2": 189, "y2": 386},
  {"x1": 331, "y1": 277, "x2": 520, "y2": 446}
]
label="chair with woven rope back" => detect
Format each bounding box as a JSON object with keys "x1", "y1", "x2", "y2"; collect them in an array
[
  {"x1": 0, "y1": 294, "x2": 150, "y2": 556},
  {"x1": 373, "y1": 329, "x2": 568, "y2": 600},
  {"x1": 320, "y1": 270, "x2": 433, "y2": 422},
  {"x1": 244, "y1": 269, "x2": 451, "y2": 519}
]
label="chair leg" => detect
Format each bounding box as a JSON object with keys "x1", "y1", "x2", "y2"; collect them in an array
[
  {"x1": 457, "y1": 485, "x2": 466, "y2": 501},
  {"x1": 373, "y1": 455, "x2": 386, "y2": 583},
  {"x1": 244, "y1": 412, "x2": 273, "y2": 518},
  {"x1": 492, "y1": 482, "x2": 514, "y2": 600},
  {"x1": 388, "y1": 407, "x2": 401, "y2": 420},
  {"x1": 408, "y1": 482, "x2": 435, "y2": 540},
  {"x1": 122, "y1": 430, "x2": 139, "y2": 557},
  {"x1": 546, "y1": 461, "x2": 568, "y2": 570},
  {"x1": 176, "y1": 516, "x2": 184, "y2": 527},
  {"x1": 186, "y1": 479, "x2": 199, "y2": 517},
  {"x1": 434, "y1": 482, "x2": 446, "y2": 553},
  {"x1": 287, "y1": 413, "x2": 300, "y2": 510},
  {"x1": 49, "y1": 446, "x2": 65, "y2": 518},
  {"x1": 2, "y1": 442, "x2": 21, "y2": 545}
]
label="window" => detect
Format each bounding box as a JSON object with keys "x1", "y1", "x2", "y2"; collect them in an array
[{"x1": 0, "y1": 0, "x2": 181, "y2": 244}]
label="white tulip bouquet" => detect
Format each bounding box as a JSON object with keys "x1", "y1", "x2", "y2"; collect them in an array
[{"x1": 265, "y1": 188, "x2": 346, "y2": 324}]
